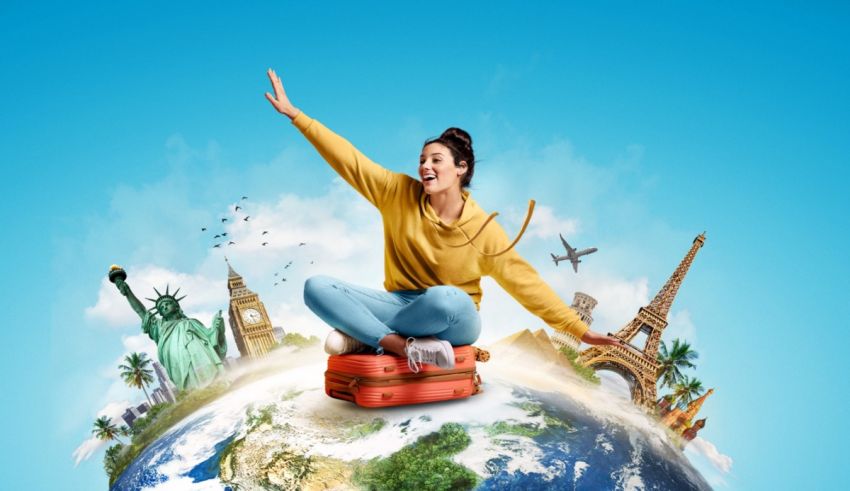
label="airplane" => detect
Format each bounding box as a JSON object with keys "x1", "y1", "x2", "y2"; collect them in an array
[{"x1": 551, "y1": 234, "x2": 597, "y2": 273}]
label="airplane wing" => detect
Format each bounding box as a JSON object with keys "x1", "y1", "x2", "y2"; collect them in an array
[{"x1": 560, "y1": 234, "x2": 575, "y2": 255}]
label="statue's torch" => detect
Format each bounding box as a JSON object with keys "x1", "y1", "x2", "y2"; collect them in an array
[{"x1": 108, "y1": 264, "x2": 127, "y2": 285}]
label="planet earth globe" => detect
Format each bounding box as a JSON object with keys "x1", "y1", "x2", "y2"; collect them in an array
[{"x1": 111, "y1": 343, "x2": 710, "y2": 490}]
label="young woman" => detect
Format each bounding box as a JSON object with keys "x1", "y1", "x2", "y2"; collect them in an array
[{"x1": 264, "y1": 68, "x2": 622, "y2": 373}]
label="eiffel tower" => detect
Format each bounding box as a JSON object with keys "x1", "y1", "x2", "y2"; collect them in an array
[{"x1": 579, "y1": 232, "x2": 706, "y2": 408}]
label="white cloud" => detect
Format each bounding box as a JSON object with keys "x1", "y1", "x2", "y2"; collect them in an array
[
  {"x1": 545, "y1": 269, "x2": 650, "y2": 331},
  {"x1": 663, "y1": 309, "x2": 698, "y2": 348},
  {"x1": 86, "y1": 178, "x2": 384, "y2": 341},
  {"x1": 686, "y1": 436, "x2": 733, "y2": 474},
  {"x1": 86, "y1": 266, "x2": 227, "y2": 328},
  {"x1": 503, "y1": 203, "x2": 579, "y2": 241}
]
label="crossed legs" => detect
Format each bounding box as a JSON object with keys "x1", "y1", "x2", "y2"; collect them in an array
[{"x1": 303, "y1": 275, "x2": 481, "y2": 356}]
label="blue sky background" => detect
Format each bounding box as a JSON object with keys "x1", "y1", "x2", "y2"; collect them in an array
[{"x1": 2, "y1": 1, "x2": 848, "y2": 489}]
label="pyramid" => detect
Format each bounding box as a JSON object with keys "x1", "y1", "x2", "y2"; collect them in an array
[{"x1": 486, "y1": 328, "x2": 572, "y2": 369}]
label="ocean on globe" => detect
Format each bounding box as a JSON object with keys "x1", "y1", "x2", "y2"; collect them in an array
[{"x1": 111, "y1": 344, "x2": 710, "y2": 490}]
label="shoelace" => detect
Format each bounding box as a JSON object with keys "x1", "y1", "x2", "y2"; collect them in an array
[{"x1": 405, "y1": 337, "x2": 440, "y2": 373}]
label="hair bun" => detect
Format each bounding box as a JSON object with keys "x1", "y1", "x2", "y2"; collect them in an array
[{"x1": 440, "y1": 127, "x2": 472, "y2": 152}]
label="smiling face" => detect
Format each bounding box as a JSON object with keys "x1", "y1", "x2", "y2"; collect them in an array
[{"x1": 419, "y1": 142, "x2": 467, "y2": 195}]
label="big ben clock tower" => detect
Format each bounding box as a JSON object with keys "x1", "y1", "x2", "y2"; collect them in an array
[{"x1": 225, "y1": 258, "x2": 277, "y2": 359}]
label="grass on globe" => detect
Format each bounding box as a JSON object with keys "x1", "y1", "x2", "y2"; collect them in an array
[{"x1": 559, "y1": 346, "x2": 601, "y2": 384}]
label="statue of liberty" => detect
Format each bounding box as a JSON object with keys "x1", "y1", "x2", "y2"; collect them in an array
[{"x1": 109, "y1": 266, "x2": 227, "y2": 391}]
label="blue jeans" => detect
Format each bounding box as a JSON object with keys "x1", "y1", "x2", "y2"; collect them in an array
[{"x1": 303, "y1": 275, "x2": 481, "y2": 352}]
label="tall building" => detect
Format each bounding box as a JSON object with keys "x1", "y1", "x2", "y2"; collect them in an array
[
  {"x1": 151, "y1": 388, "x2": 167, "y2": 405},
  {"x1": 121, "y1": 402, "x2": 151, "y2": 428},
  {"x1": 663, "y1": 388, "x2": 714, "y2": 431},
  {"x1": 682, "y1": 418, "x2": 707, "y2": 447},
  {"x1": 579, "y1": 233, "x2": 707, "y2": 407},
  {"x1": 152, "y1": 360, "x2": 176, "y2": 403},
  {"x1": 551, "y1": 292, "x2": 597, "y2": 351},
  {"x1": 226, "y1": 258, "x2": 277, "y2": 359}
]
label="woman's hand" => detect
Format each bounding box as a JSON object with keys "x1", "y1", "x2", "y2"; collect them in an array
[
  {"x1": 265, "y1": 68, "x2": 301, "y2": 120},
  {"x1": 580, "y1": 330, "x2": 626, "y2": 347}
]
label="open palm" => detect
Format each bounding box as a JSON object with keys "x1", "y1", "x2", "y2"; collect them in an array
[{"x1": 264, "y1": 68, "x2": 299, "y2": 119}]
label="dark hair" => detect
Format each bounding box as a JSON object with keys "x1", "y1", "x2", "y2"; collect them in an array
[{"x1": 423, "y1": 127, "x2": 475, "y2": 188}]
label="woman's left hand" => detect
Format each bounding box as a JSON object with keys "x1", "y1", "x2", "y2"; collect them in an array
[{"x1": 580, "y1": 330, "x2": 625, "y2": 347}]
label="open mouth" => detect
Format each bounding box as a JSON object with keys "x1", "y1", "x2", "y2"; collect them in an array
[{"x1": 423, "y1": 175, "x2": 437, "y2": 182}]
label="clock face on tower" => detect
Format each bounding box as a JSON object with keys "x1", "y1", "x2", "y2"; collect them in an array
[{"x1": 241, "y1": 308, "x2": 263, "y2": 325}]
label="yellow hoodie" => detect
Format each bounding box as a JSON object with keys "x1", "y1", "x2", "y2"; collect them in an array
[{"x1": 292, "y1": 111, "x2": 589, "y2": 339}]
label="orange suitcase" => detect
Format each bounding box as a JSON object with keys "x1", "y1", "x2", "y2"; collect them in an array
[{"x1": 324, "y1": 345, "x2": 483, "y2": 408}]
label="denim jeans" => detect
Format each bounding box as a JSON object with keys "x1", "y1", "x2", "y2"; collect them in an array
[{"x1": 303, "y1": 275, "x2": 481, "y2": 352}]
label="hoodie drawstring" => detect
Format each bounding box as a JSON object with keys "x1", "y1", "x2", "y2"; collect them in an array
[{"x1": 436, "y1": 200, "x2": 536, "y2": 257}]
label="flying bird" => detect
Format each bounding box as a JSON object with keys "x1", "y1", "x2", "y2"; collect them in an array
[
  {"x1": 222, "y1": 232, "x2": 228, "y2": 237},
  {"x1": 241, "y1": 196, "x2": 248, "y2": 200},
  {"x1": 310, "y1": 261, "x2": 314, "y2": 264},
  {"x1": 274, "y1": 282, "x2": 278, "y2": 286},
  {"x1": 228, "y1": 241, "x2": 236, "y2": 245},
  {"x1": 262, "y1": 242, "x2": 268, "y2": 246},
  {"x1": 262, "y1": 231, "x2": 269, "y2": 235},
  {"x1": 221, "y1": 218, "x2": 228, "y2": 223},
  {"x1": 274, "y1": 272, "x2": 278, "y2": 276},
  {"x1": 243, "y1": 216, "x2": 250, "y2": 221},
  {"x1": 214, "y1": 234, "x2": 221, "y2": 239},
  {"x1": 299, "y1": 242, "x2": 306, "y2": 246},
  {"x1": 235, "y1": 205, "x2": 241, "y2": 211},
  {"x1": 213, "y1": 244, "x2": 222, "y2": 248},
  {"x1": 201, "y1": 227, "x2": 207, "y2": 232}
]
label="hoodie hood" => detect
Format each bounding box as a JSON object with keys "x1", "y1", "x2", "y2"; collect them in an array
[{"x1": 419, "y1": 188, "x2": 481, "y2": 228}]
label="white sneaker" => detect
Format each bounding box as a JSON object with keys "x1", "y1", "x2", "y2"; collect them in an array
[
  {"x1": 404, "y1": 337, "x2": 455, "y2": 373},
  {"x1": 324, "y1": 329, "x2": 369, "y2": 355}
]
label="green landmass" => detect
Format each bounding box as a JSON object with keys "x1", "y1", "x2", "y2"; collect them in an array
[
  {"x1": 280, "y1": 388, "x2": 304, "y2": 401},
  {"x1": 487, "y1": 401, "x2": 574, "y2": 438},
  {"x1": 515, "y1": 401, "x2": 573, "y2": 431},
  {"x1": 271, "y1": 332, "x2": 320, "y2": 351},
  {"x1": 486, "y1": 420, "x2": 544, "y2": 438},
  {"x1": 347, "y1": 418, "x2": 386, "y2": 439},
  {"x1": 353, "y1": 423, "x2": 479, "y2": 491},
  {"x1": 559, "y1": 346, "x2": 601, "y2": 384},
  {"x1": 245, "y1": 403, "x2": 277, "y2": 429}
]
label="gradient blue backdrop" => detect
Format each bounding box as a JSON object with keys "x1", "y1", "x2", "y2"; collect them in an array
[{"x1": 2, "y1": 2, "x2": 848, "y2": 489}]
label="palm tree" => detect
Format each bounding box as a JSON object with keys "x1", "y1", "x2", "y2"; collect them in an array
[
  {"x1": 119, "y1": 352, "x2": 155, "y2": 407},
  {"x1": 656, "y1": 339, "x2": 698, "y2": 390},
  {"x1": 671, "y1": 375, "x2": 704, "y2": 409},
  {"x1": 92, "y1": 416, "x2": 125, "y2": 445},
  {"x1": 103, "y1": 443, "x2": 123, "y2": 476}
]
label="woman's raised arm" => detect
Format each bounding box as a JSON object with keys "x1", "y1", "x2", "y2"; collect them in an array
[{"x1": 263, "y1": 68, "x2": 397, "y2": 210}]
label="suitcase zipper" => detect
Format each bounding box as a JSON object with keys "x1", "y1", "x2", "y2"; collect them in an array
[{"x1": 326, "y1": 368, "x2": 476, "y2": 390}]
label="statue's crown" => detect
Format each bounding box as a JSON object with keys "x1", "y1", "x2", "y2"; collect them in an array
[{"x1": 145, "y1": 284, "x2": 187, "y2": 309}]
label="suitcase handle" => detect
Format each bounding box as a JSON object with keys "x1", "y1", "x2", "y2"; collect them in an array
[{"x1": 330, "y1": 390, "x2": 355, "y2": 402}]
